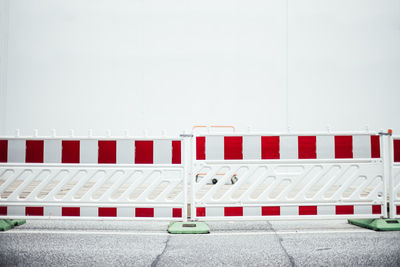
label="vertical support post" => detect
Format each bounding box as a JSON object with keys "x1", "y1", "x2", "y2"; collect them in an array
[
  {"x1": 381, "y1": 133, "x2": 388, "y2": 218},
  {"x1": 388, "y1": 133, "x2": 394, "y2": 218},
  {"x1": 381, "y1": 131, "x2": 393, "y2": 218},
  {"x1": 180, "y1": 132, "x2": 193, "y2": 222},
  {"x1": 190, "y1": 133, "x2": 196, "y2": 221}
]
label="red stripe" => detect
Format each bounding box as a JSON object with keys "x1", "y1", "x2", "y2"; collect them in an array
[
  {"x1": 98, "y1": 140, "x2": 116, "y2": 164},
  {"x1": 372, "y1": 205, "x2": 381, "y2": 215},
  {"x1": 172, "y1": 208, "x2": 182, "y2": 218},
  {"x1": 26, "y1": 140, "x2": 44, "y2": 163},
  {"x1": 98, "y1": 207, "x2": 117, "y2": 217},
  {"x1": 299, "y1": 206, "x2": 317, "y2": 215},
  {"x1": 224, "y1": 136, "x2": 243, "y2": 160},
  {"x1": 397, "y1": 206, "x2": 400, "y2": 215},
  {"x1": 370, "y1": 136, "x2": 380, "y2": 158},
  {"x1": 62, "y1": 140, "x2": 80, "y2": 163},
  {"x1": 0, "y1": 206, "x2": 7, "y2": 216},
  {"x1": 261, "y1": 206, "x2": 280, "y2": 216},
  {"x1": 196, "y1": 137, "x2": 206, "y2": 160},
  {"x1": 196, "y1": 207, "x2": 205, "y2": 217},
  {"x1": 26, "y1": 206, "x2": 44, "y2": 216},
  {"x1": 261, "y1": 136, "x2": 280, "y2": 159},
  {"x1": 298, "y1": 136, "x2": 316, "y2": 159},
  {"x1": 62, "y1": 207, "x2": 80, "y2": 217},
  {"x1": 335, "y1": 205, "x2": 354, "y2": 215},
  {"x1": 334, "y1": 136, "x2": 353, "y2": 159},
  {"x1": 172, "y1": 141, "x2": 181, "y2": 164},
  {"x1": 299, "y1": 206, "x2": 318, "y2": 215},
  {"x1": 0, "y1": 140, "x2": 7, "y2": 163},
  {"x1": 394, "y1": 140, "x2": 400, "y2": 163},
  {"x1": 135, "y1": 208, "x2": 154, "y2": 217},
  {"x1": 135, "y1": 141, "x2": 153, "y2": 164},
  {"x1": 224, "y1": 207, "x2": 243, "y2": 216}
]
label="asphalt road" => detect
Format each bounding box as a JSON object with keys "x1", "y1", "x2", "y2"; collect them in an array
[{"x1": 1, "y1": 220, "x2": 399, "y2": 266}]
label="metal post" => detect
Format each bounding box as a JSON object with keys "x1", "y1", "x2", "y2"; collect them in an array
[
  {"x1": 180, "y1": 132, "x2": 193, "y2": 222},
  {"x1": 380, "y1": 131, "x2": 393, "y2": 219},
  {"x1": 388, "y1": 133, "x2": 394, "y2": 218}
]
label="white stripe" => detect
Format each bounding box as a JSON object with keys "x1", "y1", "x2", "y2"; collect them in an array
[
  {"x1": 280, "y1": 206, "x2": 298, "y2": 216},
  {"x1": 354, "y1": 205, "x2": 372, "y2": 215},
  {"x1": 243, "y1": 206, "x2": 261, "y2": 216},
  {"x1": 80, "y1": 140, "x2": 98, "y2": 164},
  {"x1": 44, "y1": 140, "x2": 61, "y2": 163},
  {"x1": 206, "y1": 136, "x2": 224, "y2": 160},
  {"x1": 317, "y1": 136, "x2": 334, "y2": 159},
  {"x1": 353, "y1": 135, "x2": 371, "y2": 158},
  {"x1": 317, "y1": 205, "x2": 335, "y2": 215},
  {"x1": 80, "y1": 207, "x2": 97, "y2": 217},
  {"x1": 117, "y1": 140, "x2": 134, "y2": 164},
  {"x1": 44, "y1": 206, "x2": 61, "y2": 217},
  {"x1": 243, "y1": 136, "x2": 261, "y2": 160},
  {"x1": 206, "y1": 207, "x2": 224, "y2": 217},
  {"x1": 154, "y1": 207, "x2": 171, "y2": 218},
  {"x1": 117, "y1": 207, "x2": 133, "y2": 217},
  {"x1": 8, "y1": 139, "x2": 25, "y2": 163},
  {"x1": 7, "y1": 205, "x2": 25, "y2": 216},
  {"x1": 280, "y1": 136, "x2": 298, "y2": 159},
  {"x1": 154, "y1": 140, "x2": 172, "y2": 164}
]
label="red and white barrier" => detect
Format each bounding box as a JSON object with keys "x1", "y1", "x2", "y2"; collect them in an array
[
  {"x1": 191, "y1": 131, "x2": 386, "y2": 221},
  {"x1": 0, "y1": 129, "x2": 395, "y2": 221},
  {"x1": 196, "y1": 134, "x2": 380, "y2": 160},
  {"x1": 0, "y1": 205, "x2": 182, "y2": 219},
  {"x1": 0, "y1": 139, "x2": 181, "y2": 164},
  {"x1": 195, "y1": 204, "x2": 382, "y2": 218}
]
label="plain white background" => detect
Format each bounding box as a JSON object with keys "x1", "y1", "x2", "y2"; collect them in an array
[{"x1": 0, "y1": 0, "x2": 399, "y2": 137}]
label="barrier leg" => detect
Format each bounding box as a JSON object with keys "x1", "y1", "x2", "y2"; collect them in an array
[
  {"x1": 0, "y1": 219, "x2": 26, "y2": 231},
  {"x1": 348, "y1": 131, "x2": 400, "y2": 231}
]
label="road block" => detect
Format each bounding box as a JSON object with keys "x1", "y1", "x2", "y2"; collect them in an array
[
  {"x1": 0, "y1": 128, "x2": 398, "y2": 223},
  {"x1": 0, "y1": 135, "x2": 188, "y2": 220},
  {"x1": 190, "y1": 131, "x2": 387, "y2": 220}
]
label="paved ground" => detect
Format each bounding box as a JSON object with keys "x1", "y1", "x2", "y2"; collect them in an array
[{"x1": 1, "y1": 219, "x2": 400, "y2": 266}]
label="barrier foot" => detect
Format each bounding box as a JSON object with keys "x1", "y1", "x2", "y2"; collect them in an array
[
  {"x1": 348, "y1": 219, "x2": 400, "y2": 231},
  {"x1": 168, "y1": 221, "x2": 210, "y2": 234},
  {"x1": 0, "y1": 219, "x2": 26, "y2": 231}
]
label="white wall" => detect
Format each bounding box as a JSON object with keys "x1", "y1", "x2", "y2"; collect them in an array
[{"x1": 0, "y1": 0, "x2": 399, "y2": 137}]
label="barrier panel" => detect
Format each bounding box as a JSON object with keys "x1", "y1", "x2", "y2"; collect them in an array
[
  {"x1": 0, "y1": 129, "x2": 396, "y2": 222},
  {"x1": 191, "y1": 131, "x2": 387, "y2": 220},
  {"x1": 391, "y1": 135, "x2": 400, "y2": 218},
  {"x1": 0, "y1": 135, "x2": 187, "y2": 220}
]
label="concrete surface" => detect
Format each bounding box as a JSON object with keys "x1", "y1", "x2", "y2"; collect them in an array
[{"x1": 0, "y1": 220, "x2": 399, "y2": 266}]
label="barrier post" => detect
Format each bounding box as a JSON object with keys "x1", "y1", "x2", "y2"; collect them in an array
[
  {"x1": 180, "y1": 132, "x2": 194, "y2": 222},
  {"x1": 388, "y1": 132, "x2": 395, "y2": 218},
  {"x1": 381, "y1": 132, "x2": 389, "y2": 218}
]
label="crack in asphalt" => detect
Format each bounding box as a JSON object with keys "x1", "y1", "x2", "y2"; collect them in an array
[
  {"x1": 151, "y1": 235, "x2": 171, "y2": 267},
  {"x1": 266, "y1": 221, "x2": 296, "y2": 267}
]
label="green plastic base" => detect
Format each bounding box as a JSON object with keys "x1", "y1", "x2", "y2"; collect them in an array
[
  {"x1": 168, "y1": 221, "x2": 210, "y2": 234},
  {"x1": 0, "y1": 219, "x2": 26, "y2": 231},
  {"x1": 348, "y1": 219, "x2": 400, "y2": 231}
]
